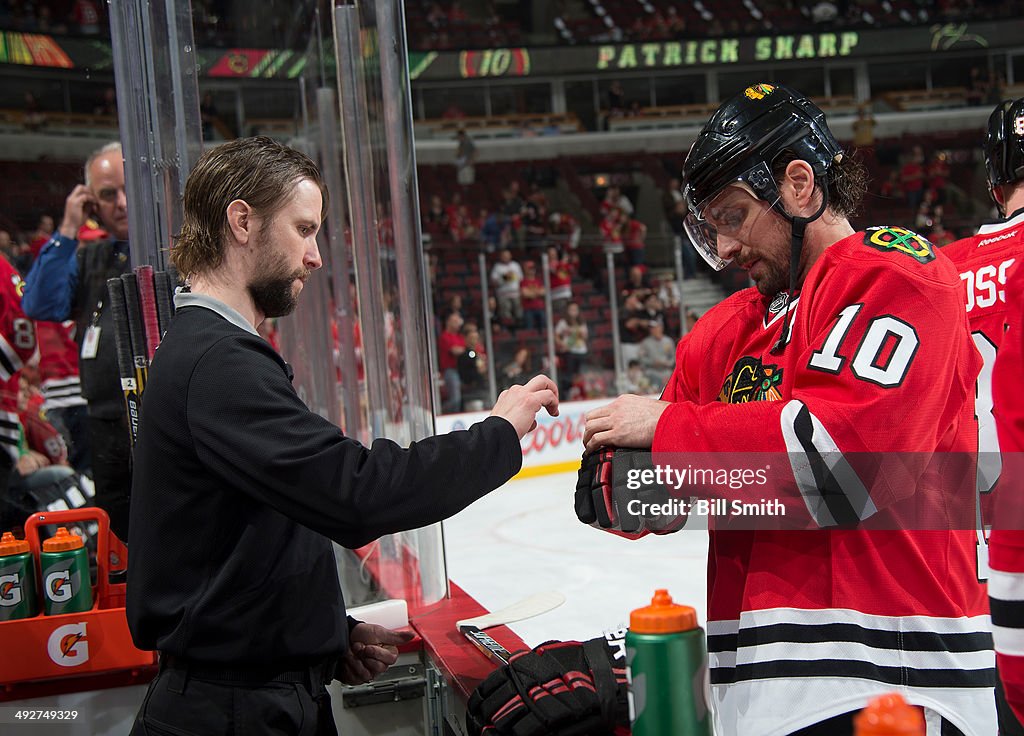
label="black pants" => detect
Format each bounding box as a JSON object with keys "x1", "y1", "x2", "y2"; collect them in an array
[
  {"x1": 789, "y1": 709, "x2": 966, "y2": 735},
  {"x1": 89, "y1": 415, "x2": 131, "y2": 542},
  {"x1": 130, "y1": 660, "x2": 338, "y2": 736}
]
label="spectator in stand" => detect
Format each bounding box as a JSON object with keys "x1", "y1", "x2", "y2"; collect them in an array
[
  {"x1": 423, "y1": 194, "x2": 449, "y2": 241},
  {"x1": 455, "y1": 129, "x2": 476, "y2": 187},
  {"x1": 440, "y1": 293, "x2": 464, "y2": 322},
  {"x1": 852, "y1": 104, "x2": 876, "y2": 155},
  {"x1": 549, "y1": 212, "x2": 581, "y2": 252},
  {"x1": 880, "y1": 169, "x2": 903, "y2": 201},
  {"x1": 520, "y1": 260, "x2": 546, "y2": 331},
  {"x1": 624, "y1": 215, "x2": 647, "y2": 267},
  {"x1": 639, "y1": 292, "x2": 665, "y2": 329},
  {"x1": 929, "y1": 219, "x2": 957, "y2": 248},
  {"x1": 427, "y1": 2, "x2": 447, "y2": 29},
  {"x1": 666, "y1": 6, "x2": 685, "y2": 34},
  {"x1": 601, "y1": 185, "x2": 634, "y2": 218},
  {"x1": 606, "y1": 81, "x2": 626, "y2": 120},
  {"x1": 656, "y1": 273, "x2": 681, "y2": 312},
  {"x1": 621, "y1": 264, "x2": 652, "y2": 301},
  {"x1": 28, "y1": 215, "x2": 55, "y2": 258},
  {"x1": 71, "y1": 0, "x2": 102, "y2": 34},
  {"x1": 928, "y1": 151, "x2": 950, "y2": 206},
  {"x1": 449, "y1": 1, "x2": 468, "y2": 23},
  {"x1": 554, "y1": 302, "x2": 588, "y2": 396},
  {"x1": 662, "y1": 177, "x2": 684, "y2": 216},
  {"x1": 600, "y1": 207, "x2": 626, "y2": 253},
  {"x1": 23, "y1": 141, "x2": 133, "y2": 538},
  {"x1": 547, "y1": 245, "x2": 573, "y2": 315},
  {"x1": 438, "y1": 311, "x2": 466, "y2": 414},
  {"x1": 501, "y1": 346, "x2": 534, "y2": 389},
  {"x1": 35, "y1": 320, "x2": 90, "y2": 474},
  {"x1": 0, "y1": 230, "x2": 13, "y2": 265},
  {"x1": 900, "y1": 144, "x2": 926, "y2": 215},
  {"x1": 480, "y1": 209, "x2": 510, "y2": 252},
  {"x1": 620, "y1": 359, "x2": 653, "y2": 395},
  {"x1": 620, "y1": 292, "x2": 650, "y2": 366},
  {"x1": 458, "y1": 322, "x2": 489, "y2": 411},
  {"x1": 638, "y1": 319, "x2": 675, "y2": 391},
  {"x1": 522, "y1": 193, "x2": 547, "y2": 250},
  {"x1": 490, "y1": 248, "x2": 523, "y2": 327}
]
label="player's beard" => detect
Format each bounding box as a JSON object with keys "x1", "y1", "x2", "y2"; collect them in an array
[{"x1": 248, "y1": 232, "x2": 309, "y2": 319}]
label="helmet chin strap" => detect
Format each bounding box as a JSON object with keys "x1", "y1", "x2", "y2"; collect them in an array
[{"x1": 770, "y1": 185, "x2": 829, "y2": 354}]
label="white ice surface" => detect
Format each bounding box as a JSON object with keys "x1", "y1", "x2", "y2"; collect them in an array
[{"x1": 443, "y1": 471, "x2": 710, "y2": 647}]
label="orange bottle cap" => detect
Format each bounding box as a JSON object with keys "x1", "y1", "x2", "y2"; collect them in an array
[
  {"x1": 630, "y1": 589, "x2": 698, "y2": 634},
  {"x1": 42, "y1": 527, "x2": 84, "y2": 553},
  {"x1": 854, "y1": 693, "x2": 925, "y2": 735},
  {"x1": 0, "y1": 531, "x2": 30, "y2": 556}
]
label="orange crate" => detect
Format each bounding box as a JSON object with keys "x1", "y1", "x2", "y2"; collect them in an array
[{"x1": 0, "y1": 508, "x2": 156, "y2": 693}]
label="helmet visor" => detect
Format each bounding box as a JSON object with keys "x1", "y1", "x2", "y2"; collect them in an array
[{"x1": 682, "y1": 176, "x2": 781, "y2": 271}]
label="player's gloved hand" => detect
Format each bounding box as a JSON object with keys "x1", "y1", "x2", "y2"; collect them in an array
[
  {"x1": 575, "y1": 448, "x2": 683, "y2": 534},
  {"x1": 466, "y1": 636, "x2": 629, "y2": 736}
]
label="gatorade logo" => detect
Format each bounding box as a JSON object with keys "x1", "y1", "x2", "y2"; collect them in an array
[
  {"x1": 0, "y1": 573, "x2": 22, "y2": 606},
  {"x1": 46, "y1": 570, "x2": 73, "y2": 603},
  {"x1": 47, "y1": 622, "x2": 89, "y2": 667}
]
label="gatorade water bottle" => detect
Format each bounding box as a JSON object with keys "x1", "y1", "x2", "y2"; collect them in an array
[
  {"x1": 40, "y1": 527, "x2": 93, "y2": 615},
  {"x1": 626, "y1": 589, "x2": 712, "y2": 736},
  {"x1": 854, "y1": 693, "x2": 925, "y2": 735},
  {"x1": 0, "y1": 531, "x2": 38, "y2": 621}
]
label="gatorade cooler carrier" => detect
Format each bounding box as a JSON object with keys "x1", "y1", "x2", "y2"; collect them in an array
[{"x1": 0, "y1": 508, "x2": 157, "y2": 699}]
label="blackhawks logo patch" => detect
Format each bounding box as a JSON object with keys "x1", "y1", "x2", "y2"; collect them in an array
[
  {"x1": 719, "y1": 356, "x2": 784, "y2": 404},
  {"x1": 863, "y1": 227, "x2": 935, "y2": 264},
  {"x1": 744, "y1": 83, "x2": 775, "y2": 101}
]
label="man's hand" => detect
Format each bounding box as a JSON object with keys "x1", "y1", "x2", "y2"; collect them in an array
[
  {"x1": 16, "y1": 450, "x2": 50, "y2": 476},
  {"x1": 337, "y1": 623, "x2": 415, "y2": 685},
  {"x1": 59, "y1": 185, "x2": 97, "y2": 239},
  {"x1": 490, "y1": 374, "x2": 559, "y2": 439},
  {"x1": 583, "y1": 394, "x2": 670, "y2": 452}
]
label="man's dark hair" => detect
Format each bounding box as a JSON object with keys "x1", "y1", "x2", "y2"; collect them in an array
[
  {"x1": 771, "y1": 149, "x2": 869, "y2": 219},
  {"x1": 172, "y1": 136, "x2": 328, "y2": 278}
]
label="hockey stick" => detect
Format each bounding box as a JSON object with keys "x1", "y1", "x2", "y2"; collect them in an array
[
  {"x1": 153, "y1": 269, "x2": 175, "y2": 336},
  {"x1": 135, "y1": 265, "x2": 160, "y2": 362},
  {"x1": 457, "y1": 591, "x2": 566, "y2": 666},
  {"x1": 106, "y1": 277, "x2": 141, "y2": 446},
  {"x1": 120, "y1": 273, "x2": 149, "y2": 417}
]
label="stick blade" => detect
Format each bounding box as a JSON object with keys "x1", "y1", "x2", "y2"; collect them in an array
[{"x1": 456, "y1": 591, "x2": 566, "y2": 631}]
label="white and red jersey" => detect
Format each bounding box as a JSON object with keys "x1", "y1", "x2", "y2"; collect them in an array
[
  {"x1": 0, "y1": 258, "x2": 37, "y2": 462},
  {"x1": 651, "y1": 229, "x2": 994, "y2": 735},
  {"x1": 989, "y1": 258, "x2": 1024, "y2": 725},
  {"x1": 944, "y1": 207, "x2": 1024, "y2": 578},
  {"x1": 36, "y1": 320, "x2": 86, "y2": 411}
]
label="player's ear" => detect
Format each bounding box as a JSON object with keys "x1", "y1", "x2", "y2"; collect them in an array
[
  {"x1": 226, "y1": 199, "x2": 254, "y2": 245},
  {"x1": 782, "y1": 159, "x2": 816, "y2": 214}
]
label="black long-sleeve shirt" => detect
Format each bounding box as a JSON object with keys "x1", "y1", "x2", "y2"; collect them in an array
[{"x1": 127, "y1": 294, "x2": 522, "y2": 665}]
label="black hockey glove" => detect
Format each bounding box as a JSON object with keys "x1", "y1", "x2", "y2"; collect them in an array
[
  {"x1": 466, "y1": 635, "x2": 629, "y2": 736},
  {"x1": 575, "y1": 448, "x2": 683, "y2": 534}
]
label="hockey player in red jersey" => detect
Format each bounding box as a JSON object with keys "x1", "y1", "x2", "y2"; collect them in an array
[
  {"x1": 973, "y1": 96, "x2": 1024, "y2": 733},
  {"x1": 578, "y1": 84, "x2": 994, "y2": 734},
  {"x1": 0, "y1": 257, "x2": 38, "y2": 491}
]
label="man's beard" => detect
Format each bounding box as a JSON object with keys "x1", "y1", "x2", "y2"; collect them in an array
[
  {"x1": 247, "y1": 234, "x2": 309, "y2": 318},
  {"x1": 754, "y1": 257, "x2": 789, "y2": 298}
]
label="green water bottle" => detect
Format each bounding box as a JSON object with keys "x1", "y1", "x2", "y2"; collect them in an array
[
  {"x1": 40, "y1": 527, "x2": 93, "y2": 615},
  {"x1": 626, "y1": 589, "x2": 712, "y2": 736},
  {"x1": 0, "y1": 531, "x2": 38, "y2": 621}
]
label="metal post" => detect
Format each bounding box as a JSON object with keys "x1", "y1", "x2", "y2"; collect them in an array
[
  {"x1": 540, "y1": 249, "x2": 558, "y2": 389},
  {"x1": 478, "y1": 251, "x2": 498, "y2": 406},
  {"x1": 673, "y1": 237, "x2": 689, "y2": 337},
  {"x1": 605, "y1": 248, "x2": 623, "y2": 389}
]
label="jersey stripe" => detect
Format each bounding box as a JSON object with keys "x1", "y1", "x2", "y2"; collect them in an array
[
  {"x1": 780, "y1": 400, "x2": 877, "y2": 527},
  {"x1": 0, "y1": 333, "x2": 21, "y2": 381}
]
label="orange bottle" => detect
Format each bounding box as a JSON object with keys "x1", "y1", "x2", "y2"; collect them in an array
[{"x1": 854, "y1": 693, "x2": 925, "y2": 735}]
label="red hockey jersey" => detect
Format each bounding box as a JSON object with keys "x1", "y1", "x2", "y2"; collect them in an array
[
  {"x1": 36, "y1": 320, "x2": 86, "y2": 411},
  {"x1": 989, "y1": 252, "x2": 1024, "y2": 725},
  {"x1": 652, "y1": 229, "x2": 994, "y2": 735},
  {"x1": 945, "y1": 208, "x2": 1024, "y2": 564},
  {"x1": 0, "y1": 258, "x2": 37, "y2": 462}
]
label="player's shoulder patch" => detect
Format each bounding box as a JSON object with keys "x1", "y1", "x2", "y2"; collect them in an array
[{"x1": 862, "y1": 226, "x2": 935, "y2": 264}]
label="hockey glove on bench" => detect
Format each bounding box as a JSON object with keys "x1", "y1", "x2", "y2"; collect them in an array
[{"x1": 466, "y1": 636, "x2": 630, "y2": 736}]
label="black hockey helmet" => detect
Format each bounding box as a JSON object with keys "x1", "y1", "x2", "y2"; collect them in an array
[
  {"x1": 984, "y1": 97, "x2": 1024, "y2": 197},
  {"x1": 681, "y1": 83, "x2": 844, "y2": 270}
]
